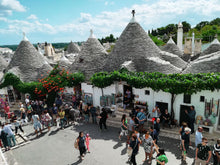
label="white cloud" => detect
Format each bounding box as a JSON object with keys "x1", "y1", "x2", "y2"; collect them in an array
[
  {"x1": 0, "y1": 0, "x2": 220, "y2": 42},
  {"x1": 0, "y1": 0, "x2": 26, "y2": 17},
  {"x1": 104, "y1": 1, "x2": 114, "y2": 6},
  {"x1": 27, "y1": 14, "x2": 38, "y2": 20}
]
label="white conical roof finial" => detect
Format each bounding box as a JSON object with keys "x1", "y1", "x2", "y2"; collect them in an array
[
  {"x1": 130, "y1": 9, "x2": 137, "y2": 23},
  {"x1": 167, "y1": 36, "x2": 175, "y2": 44},
  {"x1": 22, "y1": 32, "x2": 28, "y2": 41},
  {"x1": 89, "y1": 29, "x2": 95, "y2": 38}
]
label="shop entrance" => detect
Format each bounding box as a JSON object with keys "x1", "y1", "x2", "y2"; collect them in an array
[
  {"x1": 155, "y1": 102, "x2": 168, "y2": 115},
  {"x1": 123, "y1": 85, "x2": 133, "y2": 109},
  {"x1": 179, "y1": 105, "x2": 191, "y2": 126}
]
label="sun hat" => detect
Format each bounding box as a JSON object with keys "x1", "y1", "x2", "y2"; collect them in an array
[{"x1": 184, "y1": 127, "x2": 191, "y2": 132}]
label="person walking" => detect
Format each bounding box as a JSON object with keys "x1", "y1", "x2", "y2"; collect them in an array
[
  {"x1": 20, "y1": 108, "x2": 27, "y2": 126},
  {"x1": 52, "y1": 103, "x2": 58, "y2": 126},
  {"x1": 31, "y1": 112, "x2": 42, "y2": 137},
  {"x1": 179, "y1": 122, "x2": 188, "y2": 149},
  {"x1": 11, "y1": 115, "x2": 24, "y2": 135},
  {"x1": 76, "y1": 132, "x2": 86, "y2": 160},
  {"x1": 119, "y1": 114, "x2": 128, "y2": 140},
  {"x1": 129, "y1": 134, "x2": 140, "y2": 165},
  {"x1": 85, "y1": 133, "x2": 91, "y2": 153},
  {"x1": 150, "y1": 126, "x2": 158, "y2": 144},
  {"x1": 127, "y1": 115, "x2": 136, "y2": 144},
  {"x1": 195, "y1": 127, "x2": 203, "y2": 147},
  {"x1": 98, "y1": 108, "x2": 108, "y2": 131},
  {"x1": 89, "y1": 104, "x2": 97, "y2": 124},
  {"x1": 212, "y1": 139, "x2": 220, "y2": 165},
  {"x1": 26, "y1": 103, "x2": 33, "y2": 122},
  {"x1": 0, "y1": 127, "x2": 10, "y2": 151},
  {"x1": 41, "y1": 110, "x2": 52, "y2": 131},
  {"x1": 185, "y1": 106, "x2": 196, "y2": 134},
  {"x1": 195, "y1": 137, "x2": 211, "y2": 165},
  {"x1": 58, "y1": 109, "x2": 65, "y2": 130},
  {"x1": 136, "y1": 109, "x2": 146, "y2": 133},
  {"x1": 181, "y1": 127, "x2": 191, "y2": 161},
  {"x1": 3, "y1": 123, "x2": 16, "y2": 147},
  {"x1": 155, "y1": 147, "x2": 168, "y2": 165},
  {"x1": 142, "y1": 130, "x2": 153, "y2": 164}
]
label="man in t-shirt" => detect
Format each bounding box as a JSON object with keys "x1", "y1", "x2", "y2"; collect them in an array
[
  {"x1": 136, "y1": 109, "x2": 146, "y2": 133},
  {"x1": 213, "y1": 139, "x2": 220, "y2": 165},
  {"x1": 185, "y1": 106, "x2": 196, "y2": 134},
  {"x1": 3, "y1": 123, "x2": 16, "y2": 147},
  {"x1": 31, "y1": 112, "x2": 42, "y2": 137},
  {"x1": 181, "y1": 127, "x2": 191, "y2": 161},
  {"x1": 195, "y1": 127, "x2": 203, "y2": 147},
  {"x1": 127, "y1": 115, "x2": 136, "y2": 144},
  {"x1": 123, "y1": 94, "x2": 130, "y2": 110},
  {"x1": 150, "y1": 126, "x2": 158, "y2": 144},
  {"x1": 195, "y1": 137, "x2": 211, "y2": 165}
]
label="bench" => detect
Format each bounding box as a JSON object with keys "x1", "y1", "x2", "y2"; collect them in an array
[{"x1": 201, "y1": 125, "x2": 214, "y2": 134}]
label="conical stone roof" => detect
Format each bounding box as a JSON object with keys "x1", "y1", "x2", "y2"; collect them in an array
[
  {"x1": 162, "y1": 37, "x2": 183, "y2": 57},
  {"x1": 0, "y1": 55, "x2": 8, "y2": 72},
  {"x1": 59, "y1": 54, "x2": 72, "y2": 69},
  {"x1": 201, "y1": 38, "x2": 220, "y2": 56},
  {"x1": 6, "y1": 38, "x2": 52, "y2": 82},
  {"x1": 104, "y1": 20, "x2": 161, "y2": 72},
  {"x1": 183, "y1": 51, "x2": 220, "y2": 73},
  {"x1": 67, "y1": 41, "x2": 80, "y2": 54},
  {"x1": 69, "y1": 30, "x2": 108, "y2": 80}
]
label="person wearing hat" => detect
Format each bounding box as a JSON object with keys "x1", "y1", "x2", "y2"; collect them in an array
[{"x1": 181, "y1": 127, "x2": 191, "y2": 161}]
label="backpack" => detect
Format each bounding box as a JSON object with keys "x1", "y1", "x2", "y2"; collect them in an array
[{"x1": 74, "y1": 138, "x2": 78, "y2": 149}]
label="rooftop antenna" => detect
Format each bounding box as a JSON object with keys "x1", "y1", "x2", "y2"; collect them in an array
[
  {"x1": 22, "y1": 32, "x2": 28, "y2": 41},
  {"x1": 130, "y1": 10, "x2": 136, "y2": 23}
]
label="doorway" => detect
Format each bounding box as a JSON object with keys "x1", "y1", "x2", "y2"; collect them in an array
[
  {"x1": 179, "y1": 105, "x2": 191, "y2": 126},
  {"x1": 155, "y1": 102, "x2": 168, "y2": 115}
]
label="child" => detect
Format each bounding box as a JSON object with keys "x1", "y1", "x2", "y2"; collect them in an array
[{"x1": 85, "y1": 134, "x2": 91, "y2": 153}]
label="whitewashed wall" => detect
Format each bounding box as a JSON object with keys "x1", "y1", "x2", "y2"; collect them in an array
[{"x1": 174, "y1": 90, "x2": 220, "y2": 130}]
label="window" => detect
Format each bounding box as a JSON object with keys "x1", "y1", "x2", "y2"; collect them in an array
[
  {"x1": 183, "y1": 94, "x2": 191, "y2": 104},
  {"x1": 145, "y1": 90, "x2": 150, "y2": 95},
  {"x1": 200, "y1": 96, "x2": 205, "y2": 102}
]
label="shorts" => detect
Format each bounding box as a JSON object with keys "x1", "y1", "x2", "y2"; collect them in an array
[
  {"x1": 120, "y1": 128, "x2": 128, "y2": 136},
  {"x1": 34, "y1": 122, "x2": 42, "y2": 130}
]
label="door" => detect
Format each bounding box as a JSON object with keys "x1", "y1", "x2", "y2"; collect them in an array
[
  {"x1": 123, "y1": 85, "x2": 133, "y2": 109},
  {"x1": 179, "y1": 105, "x2": 191, "y2": 126},
  {"x1": 155, "y1": 102, "x2": 168, "y2": 115}
]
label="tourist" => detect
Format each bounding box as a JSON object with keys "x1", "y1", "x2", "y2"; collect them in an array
[
  {"x1": 133, "y1": 128, "x2": 141, "y2": 143},
  {"x1": 19, "y1": 102, "x2": 24, "y2": 109},
  {"x1": 126, "y1": 89, "x2": 131, "y2": 100},
  {"x1": 4, "y1": 103, "x2": 10, "y2": 120},
  {"x1": 83, "y1": 104, "x2": 90, "y2": 123},
  {"x1": 26, "y1": 102, "x2": 33, "y2": 122},
  {"x1": 85, "y1": 133, "x2": 91, "y2": 153},
  {"x1": 136, "y1": 109, "x2": 146, "y2": 133},
  {"x1": 123, "y1": 94, "x2": 130, "y2": 110},
  {"x1": 25, "y1": 95, "x2": 30, "y2": 107},
  {"x1": 20, "y1": 108, "x2": 27, "y2": 125},
  {"x1": 11, "y1": 114, "x2": 24, "y2": 135},
  {"x1": 55, "y1": 96, "x2": 62, "y2": 109},
  {"x1": 154, "y1": 118, "x2": 161, "y2": 135},
  {"x1": 150, "y1": 126, "x2": 158, "y2": 144},
  {"x1": 195, "y1": 137, "x2": 211, "y2": 165},
  {"x1": 52, "y1": 103, "x2": 58, "y2": 126},
  {"x1": 119, "y1": 114, "x2": 128, "y2": 140},
  {"x1": 195, "y1": 127, "x2": 203, "y2": 147},
  {"x1": 129, "y1": 134, "x2": 140, "y2": 165},
  {"x1": 78, "y1": 100, "x2": 83, "y2": 116},
  {"x1": 212, "y1": 138, "x2": 220, "y2": 165},
  {"x1": 0, "y1": 126, "x2": 10, "y2": 151},
  {"x1": 76, "y1": 132, "x2": 86, "y2": 160},
  {"x1": 181, "y1": 127, "x2": 191, "y2": 161},
  {"x1": 58, "y1": 109, "x2": 65, "y2": 130},
  {"x1": 127, "y1": 115, "x2": 136, "y2": 144},
  {"x1": 142, "y1": 130, "x2": 153, "y2": 163},
  {"x1": 179, "y1": 122, "x2": 188, "y2": 149},
  {"x1": 3, "y1": 123, "x2": 16, "y2": 147},
  {"x1": 72, "y1": 94, "x2": 77, "y2": 108},
  {"x1": 41, "y1": 110, "x2": 52, "y2": 131},
  {"x1": 31, "y1": 111, "x2": 42, "y2": 137},
  {"x1": 98, "y1": 108, "x2": 108, "y2": 131},
  {"x1": 89, "y1": 104, "x2": 97, "y2": 124},
  {"x1": 161, "y1": 109, "x2": 171, "y2": 128},
  {"x1": 152, "y1": 105, "x2": 160, "y2": 119},
  {"x1": 154, "y1": 145, "x2": 168, "y2": 165},
  {"x1": 185, "y1": 106, "x2": 196, "y2": 134}
]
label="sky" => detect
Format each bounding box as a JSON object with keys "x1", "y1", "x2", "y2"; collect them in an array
[{"x1": 0, "y1": 0, "x2": 220, "y2": 45}]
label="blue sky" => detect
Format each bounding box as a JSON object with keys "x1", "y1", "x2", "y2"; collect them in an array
[{"x1": 0, "y1": 0, "x2": 220, "y2": 45}]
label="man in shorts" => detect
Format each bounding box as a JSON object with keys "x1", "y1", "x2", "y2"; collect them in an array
[
  {"x1": 31, "y1": 111, "x2": 42, "y2": 137},
  {"x1": 127, "y1": 115, "x2": 136, "y2": 144}
]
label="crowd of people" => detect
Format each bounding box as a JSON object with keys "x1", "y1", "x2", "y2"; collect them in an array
[{"x1": 0, "y1": 94, "x2": 219, "y2": 165}]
